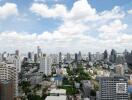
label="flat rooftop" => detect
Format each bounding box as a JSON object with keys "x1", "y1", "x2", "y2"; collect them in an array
[
  {"x1": 50, "y1": 89, "x2": 66, "y2": 94},
  {"x1": 45, "y1": 96, "x2": 66, "y2": 100}
]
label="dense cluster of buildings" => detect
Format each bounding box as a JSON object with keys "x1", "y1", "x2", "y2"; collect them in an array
[{"x1": 0, "y1": 47, "x2": 132, "y2": 100}]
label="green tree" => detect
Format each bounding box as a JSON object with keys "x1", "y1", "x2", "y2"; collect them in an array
[
  {"x1": 27, "y1": 95, "x2": 41, "y2": 100},
  {"x1": 19, "y1": 81, "x2": 31, "y2": 95}
]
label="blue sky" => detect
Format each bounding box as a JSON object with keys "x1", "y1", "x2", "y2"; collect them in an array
[
  {"x1": 0, "y1": 0, "x2": 132, "y2": 53},
  {"x1": 0, "y1": 0, "x2": 132, "y2": 33}
]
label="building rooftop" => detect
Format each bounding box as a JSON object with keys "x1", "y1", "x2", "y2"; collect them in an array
[
  {"x1": 50, "y1": 89, "x2": 66, "y2": 94},
  {"x1": 45, "y1": 96, "x2": 66, "y2": 100}
]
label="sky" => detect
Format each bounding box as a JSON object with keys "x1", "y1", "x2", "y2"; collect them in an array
[{"x1": 0, "y1": 0, "x2": 132, "y2": 53}]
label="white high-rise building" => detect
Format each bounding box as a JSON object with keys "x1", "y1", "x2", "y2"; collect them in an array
[
  {"x1": 115, "y1": 64, "x2": 124, "y2": 76},
  {"x1": 40, "y1": 54, "x2": 51, "y2": 76},
  {"x1": 14, "y1": 56, "x2": 21, "y2": 73},
  {"x1": 6, "y1": 54, "x2": 21, "y2": 73},
  {"x1": 0, "y1": 62, "x2": 18, "y2": 97},
  {"x1": 0, "y1": 53, "x2": 2, "y2": 62},
  {"x1": 50, "y1": 54, "x2": 59, "y2": 64}
]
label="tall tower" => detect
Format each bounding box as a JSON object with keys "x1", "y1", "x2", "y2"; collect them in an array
[
  {"x1": 40, "y1": 54, "x2": 51, "y2": 76},
  {"x1": 59, "y1": 52, "x2": 62, "y2": 63},
  {"x1": 14, "y1": 56, "x2": 21, "y2": 73},
  {"x1": 78, "y1": 51, "x2": 82, "y2": 61},
  {"x1": 0, "y1": 62, "x2": 18, "y2": 97},
  {"x1": 109, "y1": 49, "x2": 117, "y2": 63},
  {"x1": 15, "y1": 50, "x2": 19, "y2": 56},
  {"x1": 0, "y1": 80, "x2": 15, "y2": 100},
  {"x1": 37, "y1": 46, "x2": 42, "y2": 58},
  {"x1": 103, "y1": 50, "x2": 108, "y2": 60},
  {"x1": 99, "y1": 76, "x2": 128, "y2": 100}
]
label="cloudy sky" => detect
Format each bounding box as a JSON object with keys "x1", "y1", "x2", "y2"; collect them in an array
[{"x1": 0, "y1": 0, "x2": 132, "y2": 53}]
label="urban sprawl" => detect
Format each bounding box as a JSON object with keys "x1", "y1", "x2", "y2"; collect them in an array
[{"x1": 0, "y1": 47, "x2": 132, "y2": 100}]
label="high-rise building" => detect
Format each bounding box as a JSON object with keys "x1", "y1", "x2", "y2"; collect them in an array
[
  {"x1": 59, "y1": 52, "x2": 62, "y2": 63},
  {"x1": 95, "y1": 52, "x2": 103, "y2": 61},
  {"x1": 40, "y1": 54, "x2": 51, "y2": 76},
  {"x1": 75, "y1": 53, "x2": 78, "y2": 62},
  {"x1": 6, "y1": 54, "x2": 21, "y2": 73},
  {"x1": 103, "y1": 50, "x2": 108, "y2": 60},
  {"x1": 15, "y1": 50, "x2": 19, "y2": 56},
  {"x1": 0, "y1": 62, "x2": 18, "y2": 97},
  {"x1": 115, "y1": 64, "x2": 124, "y2": 76},
  {"x1": 109, "y1": 49, "x2": 117, "y2": 63},
  {"x1": 2, "y1": 52, "x2": 6, "y2": 61},
  {"x1": 14, "y1": 56, "x2": 21, "y2": 73},
  {"x1": 50, "y1": 54, "x2": 59, "y2": 64},
  {"x1": 116, "y1": 55, "x2": 125, "y2": 64},
  {"x1": 99, "y1": 76, "x2": 128, "y2": 100},
  {"x1": 78, "y1": 51, "x2": 82, "y2": 61},
  {"x1": 123, "y1": 49, "x2": 129, "y2": 56},
  {"x1": 0, "y1": 80, "x2": 15, "y2": 100},
  {"x1": 28, "y1": 52, "x2": 34, "y2": 62},
  {"x1": 34, "y1": 53, "x2": 38, "y2": 62},
  {"x1": 28, "y1": 52, "x2": 32, "y2": 59},
  {"x1": 66, "y1": 53, "x2": 71, "y2": 63},
  {"x1": 0, "y1": 53, "x2": 2, "y2": 62},
  {"x1": 37, "y1": 46, "x2": 42, "y2": 58},
  {"x1": 88, "y1": 52, "x2": 92, "y2": 61}
]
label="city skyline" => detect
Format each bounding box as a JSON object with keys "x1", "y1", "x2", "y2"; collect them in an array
[{"x1": 0, "y1": 0, "x2": 132, "y2": 53}]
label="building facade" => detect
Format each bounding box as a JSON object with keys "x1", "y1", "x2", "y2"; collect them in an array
[
  {"x1": 99, "y1": 76, "x2": 128, "y2": 100},
  {"x1": 40, "y1": 54, "x2": 51, "y2": 76},
  {"x1": 0, "y1": 62, "x2": 18, "y2": 97},
  {"x1": 0, "y1": 80, "x2": 14, "y2": 100}
]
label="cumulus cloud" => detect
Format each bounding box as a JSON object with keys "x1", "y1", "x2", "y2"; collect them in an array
[
  {"x1": 34, "y1": 0, "x2": 46, "y2": 3},
  {"x1": 0, "y1": 3, "x2": 18, "y2": 19},
  {"x1": 99, "y1": 6, "x2": 125, "y2": 20},
  {"x1": 30, "y1": 0, "x2": 124, "y2": 22},
  {"x1": 0, "y1": 0, "x2": 131, "y2": 53},
  {"x1": 1, "y1": 30, "x2": 132, "y2": 53},
  {"x1": 127, "y1": 9, "x2": 132, "y2": 14},
  {"x1": 98, "y1": 20, "x2": 128, "y2": 40},
  {"x1": 30, "y1": 3, "x2": 67, "y2": 18},
  {"x1": 99, "y1": 20, "x2": 127, "y2": 33},
  {"x1": 98, "y1": 19, "x2": 132, "y2": 51}
]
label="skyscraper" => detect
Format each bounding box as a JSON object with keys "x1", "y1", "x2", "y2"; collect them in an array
[
  {"x1": 103, "y1": 50, "x2": 108, "y2": 60},
  {"x1": 40, "y1": 54, "x2": 51, "y2": 76},
  {"x1": 75, "y1": 53, "x2": 78, "y2": 62},
  {"x1": 0, "y1": 53, "x2": 2, "y2": 62},
  {"x1": 59, "y1": 52, "x2": 62, "y2": 63},
  {"x1": 0, "y1": 62, "x2": 18, "y2": 97},
  {"x1": 28, "y1": 52, "x2": 34, "y2": 62},
  {"x1": 99, "y1": 76, "x2": 128, "y2": 100},
  {"x1": 66, "y1": 53, "x2": 71, "y2": 63},
  {"x1": 109, "y1": 49, "x2": 117, "y2": 63},
  {"x1": 15, "y1": 50, "x2": 19, "y2": 56},
  {"x1": 78, "y1": 51, "x2": 82, "y2": 61},
  {"x1": 88, "y1": 52, "x2": 92, "y2": 61},
  {"x1": 115, "y1": 64, "x2": 124, "y2": 76},
  {"x1": 37, "y1": 46, "x2": 42, "y2": 58},
  {"x1": 0, "y1": 80, "x2": 14, "y2": 100},
  {"x1": 14, "y1": 55, "x2": 21, "y2": 73}
]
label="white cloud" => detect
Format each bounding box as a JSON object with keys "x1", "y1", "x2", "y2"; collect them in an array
[
  {"x1": 30, "y1": 0, "x2": 125, "y2": 22},
  {"x1": 99, "y1": 20, "x2": 127, "y2": 33},
  {"x1": 0, "y1": 3, "x2": 18, "y2": 19},
  {"x1": 0, "y1": 0, "x2": 131, "y2": 53},
  {"x1": 99, "y1": 6, "x2": 125, "y2": 20},
  {"x1": 67, "y1": 0, "x2": 98, "y2": 21},
  {"x1": 30, "y1": 3, "x2": 67, "y2": 18},
  {"x1": 58, "y1": 21, "x2": 89, "y2": 36},
  {"x1": 34, "y1": 0, "x2": 46, "y2": 3},
  {"x1": 98, "y1": 20, "x2": 127, "y2": 40},
  {"x1": 127, "y1": 9, "x2": 132, "y2": 14}
]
